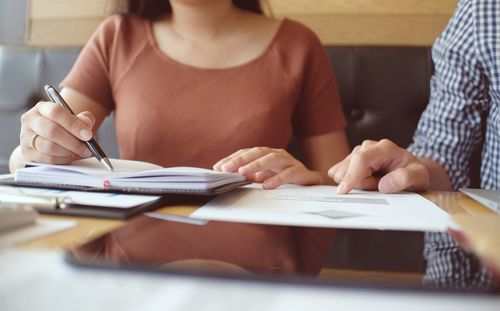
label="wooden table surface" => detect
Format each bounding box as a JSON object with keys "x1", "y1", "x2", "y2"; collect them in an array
[{"x1": 19, "y1": 191, "x2": 495, "y2": 250}]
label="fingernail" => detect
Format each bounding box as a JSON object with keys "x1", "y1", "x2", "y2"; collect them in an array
[
  {"x1": 238, "y1": 165, "x2": 249, "y2": 174},
  {"x1": 80, "y1": 129, "x2": 92, "y2": 141},
  {"x1": 263, "y1": 180, "x2": 275, "y2": 189},
  {"x1": 221, "y1": 162, "x2": 235, "y2": 172},
  {"x1": 378, "y1": 179, "x2": 393, "y2": 193},
  {"x1": 82, "y1": 149, "x2": 92, "y2": 158},
  {"x1": 80, "y1": 116, "x2": 94, "y2": 128},
  {"x1": 337, "y1": 181, "x2": 347, "y2": 194}
]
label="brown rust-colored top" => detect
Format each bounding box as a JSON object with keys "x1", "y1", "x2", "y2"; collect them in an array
[{"x1": 62, "y1": 14, "x2": 346, "y2": 168}]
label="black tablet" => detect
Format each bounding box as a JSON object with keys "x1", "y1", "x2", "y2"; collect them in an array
[{"x1": 66, "y1": 214, "x2": 499, "y2": 294}]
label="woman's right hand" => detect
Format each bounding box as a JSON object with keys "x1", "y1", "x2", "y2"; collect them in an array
[{"x1": 19, "y1": 101, "x2": 96, "y2": 164}]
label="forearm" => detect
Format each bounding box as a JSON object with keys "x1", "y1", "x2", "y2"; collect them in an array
[
  {"x1": 9, "y1": 146, "x2": 25, "y2": 173},
  {"x1": 300, "y1": 130, "x2": 350, "y2": 186},
  {"x1": 418, "y1": 157, "x2": 453, "y2": 191}
]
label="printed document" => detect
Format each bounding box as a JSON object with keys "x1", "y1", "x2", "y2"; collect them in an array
[{"x1": 191, "y1": 185, "x2": 451, "y2": 231}]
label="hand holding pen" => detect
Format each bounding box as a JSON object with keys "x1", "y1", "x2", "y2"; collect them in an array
[{"x1": 18, "y1": 85, "x2": 113, "y2": 171}]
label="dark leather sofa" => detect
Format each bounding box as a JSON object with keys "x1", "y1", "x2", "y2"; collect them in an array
[
  {"x1": 327, "y1": 46, "x2": 432, "y2": 272},
  {"x1": 327, "y1": 46, "x2": 432, "y2": 148}
]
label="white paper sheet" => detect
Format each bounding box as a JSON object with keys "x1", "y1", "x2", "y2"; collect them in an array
[
  {"x1": 191, "y1": 185, "x2": 451, "y2": 232},
  {"x1": 0, "y1": 186, "x2": 160, "y2": 209}
]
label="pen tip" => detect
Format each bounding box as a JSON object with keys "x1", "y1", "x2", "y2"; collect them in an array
[{"x1": 101, "y1": 158, "x2": 114, "y2": 172}]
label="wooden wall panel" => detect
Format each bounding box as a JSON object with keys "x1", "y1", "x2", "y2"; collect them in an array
[
  {"x1": 30, "y1": 0, "x2": 108, "y2": 18},
  {"x1": 289, "y1": 15, "x2": 452, "y2": 46},
  {"x1": 29, "y1": 18, "x2": 103, "y2": 46},
  {"x1": 268, "y1": 0, "x2": 457, "y2": 15},
  {"x1": 28, "y1": 0, "x2": 458, "y2": 46},
  {"x1": 28, "y1": 0, "x2": 108, "y2": 45}
]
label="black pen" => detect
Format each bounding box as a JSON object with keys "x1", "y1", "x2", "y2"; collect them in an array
[{"x1": 44, "y1": 85, "x2": 114, "y2": 172}]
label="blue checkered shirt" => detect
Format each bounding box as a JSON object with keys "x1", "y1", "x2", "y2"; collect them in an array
[
  {"x1": 408, "y1": 0, "x2": 499, "y2": 191},
  {"x1": 408, "y1": 0, "x2": 498, "y2": 289}
]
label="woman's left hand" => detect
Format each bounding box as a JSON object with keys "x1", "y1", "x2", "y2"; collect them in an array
[{"x1": 213, "y1": 147, "x2": 324, "y2": 189}]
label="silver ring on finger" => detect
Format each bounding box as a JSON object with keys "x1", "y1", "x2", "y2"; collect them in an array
[{"x1": 29, "y1": 133, "x2": 39, "y2": 151}]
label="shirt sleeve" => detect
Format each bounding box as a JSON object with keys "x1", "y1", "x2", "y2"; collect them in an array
[
  {"x1": 292, "y1": 28, "x2": 347, "y2": 138},
  {"x1": 408, "y1": 0, "x2": 490, "y2": 189},
  {"x1": 423, "y1": 232, "x2": 493, "y2": 289},
  {"x1": 60, "y1": 15, "x2": 120, "y2": 112}
]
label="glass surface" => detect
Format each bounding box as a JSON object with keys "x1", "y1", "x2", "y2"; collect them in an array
[{"x1": 68, "y1": 215, "x2": 499, "y2": 293}]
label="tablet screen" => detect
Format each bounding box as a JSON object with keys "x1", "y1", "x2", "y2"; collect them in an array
[{"x1": 66, "y1": 214, "x2": 499, "y2": 293}]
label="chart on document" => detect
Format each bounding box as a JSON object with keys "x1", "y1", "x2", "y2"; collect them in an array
[{"x1": 191, "y1": 185, "x2": 451, "y2": 232}]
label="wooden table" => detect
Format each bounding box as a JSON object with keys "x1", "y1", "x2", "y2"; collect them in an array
[
  {"x1": 16, "y1": 191, "x2": 498, "y2": 284},
  {"x1": 19, "y1": 191, "x2": 494, "y2": 249}
]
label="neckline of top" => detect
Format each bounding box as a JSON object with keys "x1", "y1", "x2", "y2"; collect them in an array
[{"x1": 144, "y1": 17, "x2": 288, "y2": 72}]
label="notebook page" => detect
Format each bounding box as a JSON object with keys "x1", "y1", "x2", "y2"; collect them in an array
[
  {"x1": 24, "y1": 158, "x2": 162, "y2": 177},
  {"x1": 16, "y1": 158, "x2": 163, "y2": 188}
]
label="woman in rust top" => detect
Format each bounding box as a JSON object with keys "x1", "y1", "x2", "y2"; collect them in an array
[{"x1": 9, "y1": 0, "x2": 349, "y2": 189}]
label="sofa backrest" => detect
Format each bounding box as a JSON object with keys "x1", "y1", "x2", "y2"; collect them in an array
[
  {"x1": 327, "y1": 46, "x2": 432, "y2": 148},
  {"x1": 0, "y1": 46, "x2": 434, "y2": 175}
]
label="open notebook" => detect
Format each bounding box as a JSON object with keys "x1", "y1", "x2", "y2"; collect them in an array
[{"x1": 5, "y1": 158, "x2": 249, "y2": 195}]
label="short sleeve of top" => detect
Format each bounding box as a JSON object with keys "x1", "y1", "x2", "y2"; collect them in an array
[
  {"x1": 60, "y1": 16, "x2": 121, "y2": 112},
  {"x1": 283, "y1": 21, "x2": 347, "y2": 137}
]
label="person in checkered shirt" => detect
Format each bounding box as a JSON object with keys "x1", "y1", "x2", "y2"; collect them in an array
[{"x1": 329, "y1": 0, "x2": 499, "y2": 286}]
